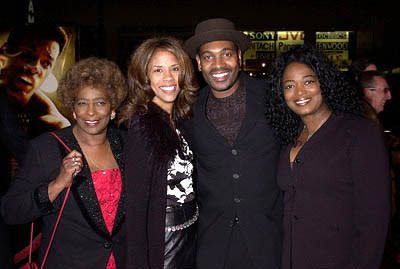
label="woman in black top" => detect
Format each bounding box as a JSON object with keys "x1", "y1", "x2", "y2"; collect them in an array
[{"x1": 119, "y1": 36, "x2": 199, "y2": 269}]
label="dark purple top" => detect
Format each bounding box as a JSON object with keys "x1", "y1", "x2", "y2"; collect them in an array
[
  {"x1": 277, "y1": 112, "x2": 391, "y2": 269},
  {"x1": 206, "y1": 76, "x2": 246, "y2": 146}
]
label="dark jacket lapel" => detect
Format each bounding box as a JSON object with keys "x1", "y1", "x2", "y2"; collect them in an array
[
  {"x1": 236, "y1": 74, "x2": 266, "y2": 144},
  {"x1": 56, "y1": 126, "x2": 125, "y2": 239},
  {"x1": 194, "y1": 74, "x2": 266, "y2": 147}
]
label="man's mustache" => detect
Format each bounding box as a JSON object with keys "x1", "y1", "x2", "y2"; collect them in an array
[{"x1": 208, "y1": 68, "x2": 232, "y2": 75}]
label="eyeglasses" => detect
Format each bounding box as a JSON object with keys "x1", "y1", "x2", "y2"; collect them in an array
[{"x1": 365, "y1": 87, "x2": 391, "y2": 93}]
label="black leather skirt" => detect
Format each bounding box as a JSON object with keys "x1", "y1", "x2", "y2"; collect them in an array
[{"x1": 164, "y1": 200, "x2": 198, "y2": 269}]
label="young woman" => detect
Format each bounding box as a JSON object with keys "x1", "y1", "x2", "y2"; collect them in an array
[
  {"x1": 266, "y1": 45, "x2": 391, "y2": 269},
  {"x1": 119, "y1": 37, "x2": 198, "y2": 268}
]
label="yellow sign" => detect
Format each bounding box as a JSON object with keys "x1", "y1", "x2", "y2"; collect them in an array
[
  {"x1": 276, "y1": 31, "x2": 304, "y2": 55},
  {"x1": 242, "y1": 31, "x2": 304, "y2": 71},
  {"x1": 316, "y1": 31, "x2": 351, "y2": 70}
]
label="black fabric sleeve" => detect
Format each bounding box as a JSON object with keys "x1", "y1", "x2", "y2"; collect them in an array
[{"x1": 1, "y1": 135, "x2": 63, "y2": 225}]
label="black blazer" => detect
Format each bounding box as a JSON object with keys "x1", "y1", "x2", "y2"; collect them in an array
[
  {"x1": 182, "y1": 74, "x2": 283, "y2": 269},
  {"x1": 1, "y1": 126, "x2": 126, "y2": 269},
  {"x1": 278, "y1": 113, "x2": 391, "y2": 269},
  {"x1": 0, "y1": 90, "x2": 29, "y2": 197}
]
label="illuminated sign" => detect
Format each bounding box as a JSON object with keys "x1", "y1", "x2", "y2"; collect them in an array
[
  {"x1": 242, "y1": 31, "x2": 304, "y2": 71},
  {"x1": 243, "y1": 31, "x2": 275, "y2": 41},
  {"x1": 316, "y1": 31, "x2": 351, "y2": 70},
  {"x1": 242, "y1": 30, "x2": 353, "y2": 72},
  {"x1": 277, "y1": 31, "x2": 304, "y2": 55}
]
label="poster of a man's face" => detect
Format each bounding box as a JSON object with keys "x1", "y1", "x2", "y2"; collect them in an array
[
  {"x1": 2, "y1": 39, "x2": 60, "y2": 104},
  {"x1": 0, "y1": 25, "x2": 76, "y2": 138},
  {"x1": 0, "y1": 25, "x2": 76, "y2": 267}
]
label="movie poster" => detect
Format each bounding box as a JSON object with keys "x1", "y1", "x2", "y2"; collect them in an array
[
  {"x1": 0, "y1": 25, "x2": 76, "y2": 134},
  {"x1": 0, "y1": 23, "x2": 76, "y2": 192},
  {"x1": 0, "y1": 25, "x2": 77, "y2": 267},
  {"x1": 0, "y1": 24, "x2": 76, "y2": 185}
]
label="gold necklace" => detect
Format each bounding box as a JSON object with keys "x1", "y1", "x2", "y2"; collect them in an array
[
  {"x1": 86, "y1": 156, "x2": 102, "y2": 172},
  {"x1": 304, "y1": 125, "x2": 313, "y2": 141},
  {"x1": 303, "y1": 112, "x2": 331, "y2": 142},
  {"x1": 295, "y1": 126, "x2": 308, "y2": 148},
  {"x1": 73, "y1": 128, "x2": 112, "y2": 172},
  {"x1": 82, "y1": 142, "x2": 111, "y2": 172}
]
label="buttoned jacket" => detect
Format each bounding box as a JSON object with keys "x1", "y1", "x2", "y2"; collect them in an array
[
  {"x1": 278, "y1": 113, "x2": 391, "y2": 269},
  {"x1": 182, "y1": 74, "x2": 283, "y2": 269}
]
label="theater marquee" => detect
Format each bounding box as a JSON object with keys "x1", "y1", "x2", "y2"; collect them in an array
[
  {"x1": 242, "y1": 31, "x2": 304, "y2": 73},
  {"x1": 316, "y1": 31, "x2": 352, "y2": 70}
]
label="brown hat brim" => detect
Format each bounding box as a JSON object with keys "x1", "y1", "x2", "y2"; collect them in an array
[{"x1": 184, "y1": 29, "x2": 251, "y2": 58}]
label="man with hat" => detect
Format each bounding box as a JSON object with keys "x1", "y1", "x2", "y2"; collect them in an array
[{"x1": 183, "y1": 18, "x2": 282, "y2": 269}]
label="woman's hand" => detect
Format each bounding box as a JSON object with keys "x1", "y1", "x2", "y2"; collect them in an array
[
  {"x1": 48, "y1": 150, "x2": 82, "y2": 202},
  {"x1": 58, "y1": 150, "x2": 83, "y2": 186}
]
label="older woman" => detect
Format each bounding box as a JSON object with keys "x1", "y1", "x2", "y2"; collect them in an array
[
  {"x1": 266, "y1": 45, "x2": 391, "y2": 268},
  {"x1": 1, "y1": 57, "x2": 127, "y2": 268},
  {"x1": 119, "y1": 36, "x2": 198, "y2": 269}
]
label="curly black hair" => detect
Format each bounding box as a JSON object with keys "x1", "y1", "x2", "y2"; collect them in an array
[{"x1": 266, "y1": 45, "x2": 362, "y2": 145}]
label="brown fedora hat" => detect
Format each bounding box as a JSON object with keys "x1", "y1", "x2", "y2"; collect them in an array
[{"x1": 184, "y1": 18, "x2": 251, "y2": 58}]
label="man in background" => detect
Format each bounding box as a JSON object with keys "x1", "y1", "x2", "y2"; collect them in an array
[
  {"x1": 359, "y1": 69, "x2": 400, "y2": 266},
  {"x1": 359, "y1": 70, "x2": 391, "y2": 115}
]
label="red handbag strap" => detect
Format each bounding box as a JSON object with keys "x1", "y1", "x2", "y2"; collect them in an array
[
  {"x1": 39, "y1": 132, "x2": 74, "y2": 268},
  {"x1": 28, "y1": 222, "x2": 34, "y2": 264},
  {"x1": 13, "y1": 226, "x2": 41, "y2": 264},
  {"x1": 50, "y1": 132, "x2": 72, "y2": 152}
]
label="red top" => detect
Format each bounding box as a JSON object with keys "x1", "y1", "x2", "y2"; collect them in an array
[{"x1": 92, "y1": 168, "x2": 122, "y2": 269}]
